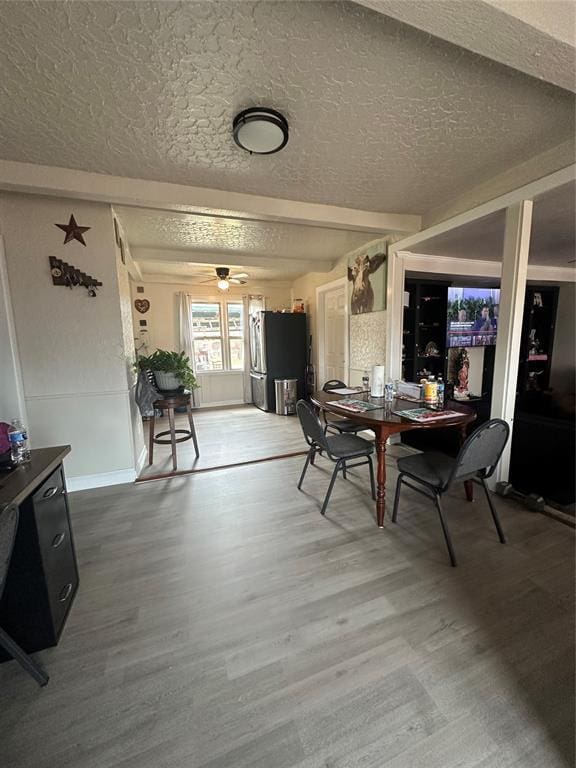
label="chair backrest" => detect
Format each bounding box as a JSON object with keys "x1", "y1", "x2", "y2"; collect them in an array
[
  {"x1": 297, "y1": 400, "x2": 329, "y2": 452},
  {"x1": 449, "y1": 419, "x2": 510, "y2": 485},
  {"x1": 322, "y1": 380, "x2": 347, "y2": 392},
  {"x1": 0, "y1": 505, "x2": 18, "y2": 600}
]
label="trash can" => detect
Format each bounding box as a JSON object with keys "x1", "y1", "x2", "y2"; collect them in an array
[{"x1": 274, "y1": 378, "x2": 298, "y2": 415}]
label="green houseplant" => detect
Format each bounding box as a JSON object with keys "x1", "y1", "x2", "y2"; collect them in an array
[{"x1": 135, "y1": 349, "x2": 198, "y2": 391}]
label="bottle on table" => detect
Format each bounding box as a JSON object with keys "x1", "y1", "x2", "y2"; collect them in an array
[
  {"x1": 419, "y1": 377, "x2": 427, "y2": 401},
  {"x1": 8, "y1": 419, "x2": 31, "y2": 464},
  {"x1": 437, "y1": 375, "x2": 445, "y2": 408},
  {"x1": 362, "y1": 371, "x2": 370, "y2": 391},
  {"x1": 424, "y1": 375, "x2": 437, "y2": 406}
]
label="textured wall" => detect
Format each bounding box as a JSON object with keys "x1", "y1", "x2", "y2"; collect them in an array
[
  {"x1": 0, "y1": 193, "x2": 138, "y2": 480},
  {"x1": 349, "y1": 310, "x2": 386, "y2": 381}
]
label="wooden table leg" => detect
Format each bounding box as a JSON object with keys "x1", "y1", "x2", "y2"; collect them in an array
[
  {"x1": 375, "y1": 429, "x2": 389, "y2": 528},
  {"x1": 460, "y1": 424, "x2": 474, "y2": 501},
  {"x1": 187, "y1": 403, "x2": 200, "y2": 458},
  {"x1": 148, "y1": 413, "x2": 155, "y2": 465},
  {"x1": 168, "y1": 407, "x2": 177, "y2": 471}
]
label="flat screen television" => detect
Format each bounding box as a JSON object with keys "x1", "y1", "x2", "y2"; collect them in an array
[{"x1": 446, "y1": 287, "x2": 500, "y2": 349}]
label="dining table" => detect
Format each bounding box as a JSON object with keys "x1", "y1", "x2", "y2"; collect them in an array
[{"x1": 310, "y1": 390, "x2": 476, "y2": 528}]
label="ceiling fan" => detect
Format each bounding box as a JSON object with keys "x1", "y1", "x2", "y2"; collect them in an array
[{"x1": 190, "y1": 266, "x2": 249, "y2": 291}]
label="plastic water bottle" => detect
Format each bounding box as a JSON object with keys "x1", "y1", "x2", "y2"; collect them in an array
[
  {"x1": 362, "y1": 371, "x2": 369, "y2": 391},
  {"x1": 8, "y1": 420, "x2": 31, "y2": 464},
  {"x1": 437, "y1": 376, "x2": 445, "y2": 408}
]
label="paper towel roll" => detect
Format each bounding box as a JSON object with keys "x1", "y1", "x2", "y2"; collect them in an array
[{"x1": 370, "y1": 365, "x2": 385, "y2": 397}]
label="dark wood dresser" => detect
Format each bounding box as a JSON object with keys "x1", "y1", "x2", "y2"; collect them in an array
[{"x1": 0, "y1": 446, "x2": 78, "y2": 660}]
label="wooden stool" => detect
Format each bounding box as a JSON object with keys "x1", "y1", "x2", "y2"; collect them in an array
[{"x1": 148, "y1": 393, "x2": 199, "y2": 471}]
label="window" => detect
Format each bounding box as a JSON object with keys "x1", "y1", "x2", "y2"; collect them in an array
[
  {"x1": 191, "y1": 301, "x2": 244, "y2": 372},
  {"x1": 227, "y1": 303, "x2": 244, "y2": 370}
]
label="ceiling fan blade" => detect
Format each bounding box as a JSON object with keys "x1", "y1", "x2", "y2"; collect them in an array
[
  {"x1": 230, "y1": 278, "x2": 247, "y2": 285},
  {"x1": 230, "y1": 272, "x2": 249, "y2": 279}
]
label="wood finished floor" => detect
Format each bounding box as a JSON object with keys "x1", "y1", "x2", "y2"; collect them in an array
[
  {"x1": 0, "y1": 446, "x2": 574, "y2": 767},
  {"x1": 139, "y1": 405, "x2": 308, "y2": 478}
]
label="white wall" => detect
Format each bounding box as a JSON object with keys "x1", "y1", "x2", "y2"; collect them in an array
[
  {"x1": 550, "y1": 281, "x2": 576, "y2": 395},
  {"x1": 0, "y1": 192, "x2": 139, "y2": 486},
  {"x1": 0, "y1": 235, "x2": 27, "y2": 423},
  {"x1": 130, "y1": 276, "x2": 292, "y2": 407},
  {"x1": 113, "y1": 216, "x2": 146, "y2": 472}
]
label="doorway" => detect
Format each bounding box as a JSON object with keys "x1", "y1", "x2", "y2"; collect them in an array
[{"x1": 317, "y1": 278, "x2": 348, "y2": 388}]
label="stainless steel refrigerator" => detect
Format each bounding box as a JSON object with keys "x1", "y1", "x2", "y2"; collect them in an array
[{"x1": 249, "y1": 311, "x2": 307, "y2": 412}]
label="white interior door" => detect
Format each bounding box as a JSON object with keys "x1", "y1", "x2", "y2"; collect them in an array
[{"x1": 323, "y1": 284, "x2": 347, "y2": 384}]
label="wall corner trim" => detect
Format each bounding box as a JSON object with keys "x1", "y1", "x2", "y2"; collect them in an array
[{"x1": 67, "y1": 467, "x2": 136, "y2": 492}]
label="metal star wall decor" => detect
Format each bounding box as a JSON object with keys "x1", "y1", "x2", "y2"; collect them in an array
[{"x1": 55, "y1": 214, "x2": 91, "y2": 246}]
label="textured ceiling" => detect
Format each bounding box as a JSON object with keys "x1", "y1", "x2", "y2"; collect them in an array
[
  {"x1": 0, "y1": 1, "x2": 573, "y2": 215},
  {"x1": 116, "y1": 206, "x2": 376, "y2": 261},
  {"x1": 358, "y1": 0, "x2": 576, "y2": 92},
  {"x1": 406, "y1": 182, "x2": 575, "y2": 267}
]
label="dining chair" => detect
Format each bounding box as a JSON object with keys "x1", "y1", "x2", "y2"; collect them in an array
[
  {"x1": 322, "y1": 380, "x2": 365, "y2": 436},
  {"x1": 391, "y1": 419, "x2": 510, "y2": 567},
  {"x1": 296, "y1": 400, "x2": 376, "y2": 516},
  {"x1": 0, "y1": 505, "x2": 49, "y2": 686}
]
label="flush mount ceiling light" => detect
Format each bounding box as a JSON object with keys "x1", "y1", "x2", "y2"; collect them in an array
[{"x1": 233, "y1": 107, "x2": 289, "y2": 155}]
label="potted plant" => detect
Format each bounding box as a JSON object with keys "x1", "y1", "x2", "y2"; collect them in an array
[{"x1": 135, "y1": 349, "x2": 198, "y2": 392}]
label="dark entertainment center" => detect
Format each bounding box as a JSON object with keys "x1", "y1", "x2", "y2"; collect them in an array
[{"x1": 401, "y1": 278, "x2": 574, "y2": 508}]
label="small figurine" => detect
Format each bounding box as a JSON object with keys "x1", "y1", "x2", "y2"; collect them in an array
[{"x1": 456, "y1": 348, "x2": 470, "y2": 393}]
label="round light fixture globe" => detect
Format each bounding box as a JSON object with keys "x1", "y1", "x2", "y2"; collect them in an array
[{"x1": 233, "y1": 108, "x2": 289, "y2": 155}]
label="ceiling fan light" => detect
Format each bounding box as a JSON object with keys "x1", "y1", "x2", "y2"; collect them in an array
[
  {"x1": 233, "y1": 107, "x2": 289, "y2": 155},
  {"x1": 217, "y1": 278, "x2": 230, "y2": 291}
]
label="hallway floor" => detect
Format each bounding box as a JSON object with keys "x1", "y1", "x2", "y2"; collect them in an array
[{"x1": 139, "y1": 405, "x2": 308, "y2": 479}]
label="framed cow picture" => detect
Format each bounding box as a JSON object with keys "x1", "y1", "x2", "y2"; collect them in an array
[{"x1": 347, "y1": 243, "x2": 387, "y2": 315}]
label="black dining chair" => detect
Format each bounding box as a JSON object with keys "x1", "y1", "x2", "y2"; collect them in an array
[
  {"x1": 0, "y1": 505, "x2": 49, "y2": 685},
  {"x1": 391, "y1": 419, "x2": 510, "y2": 566},
  {"x1": 296, "y1": 400, "x2": 376, "y2": 516},
  {"x1": 322, "y1": 380, "x2": 365, "y2": 436}
]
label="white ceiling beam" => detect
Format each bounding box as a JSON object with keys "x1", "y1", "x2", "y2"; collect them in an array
[
  {"x1": 0, "y1": 160, "x2": 420, "y2": 235},
  {"x1": 131, "y1": 247, "x2": 334, "y2": 274},
  {"x1": 356, "y1": 0, "x2": 576, "y2": 92},
  {"x1": 397, "y1": 251, "x2": 575, "y2": 284},
  {"x1": 389, "y1": 165, "x2": 575, "y2": 255}
]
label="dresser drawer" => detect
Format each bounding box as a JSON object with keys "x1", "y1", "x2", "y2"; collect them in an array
[
  {"x1": 44, "y1": 546, "x2": 78, "y2": 633},
  {"x1": 33, "y1": 465, "x2": 78, "y2": 637},
  {"x1": 33, "y1": 467, "x2": 65, "y2": 505},
  {"x1": 36, "y1": 485, "x2": 71, "y2": 558}
]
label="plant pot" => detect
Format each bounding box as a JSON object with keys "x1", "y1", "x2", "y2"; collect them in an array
[{"x1": 154, "y1": 371, "x2": 181, "y2": 391}]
